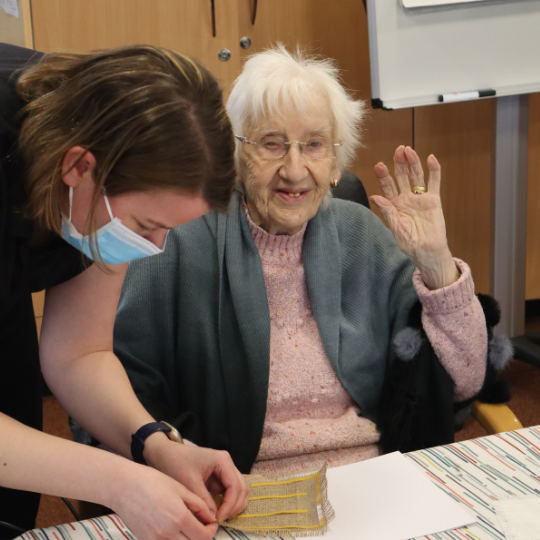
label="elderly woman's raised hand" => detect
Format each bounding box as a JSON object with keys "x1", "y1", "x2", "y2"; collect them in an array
[{"x1": 369, "y1": 145, "x2": 459, "y2": 290}]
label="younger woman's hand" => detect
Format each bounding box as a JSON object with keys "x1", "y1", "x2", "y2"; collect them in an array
[
  {"x1": 143, "y1": 434, "x2": 250, "y2": 523},
  {"x1": 108, "y1": 460, "x2": 219, "y2": 540}
]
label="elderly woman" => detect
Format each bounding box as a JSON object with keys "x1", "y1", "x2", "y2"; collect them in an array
[{"x1": 109, "y1": 47, "x2": 488, "y2": 475}]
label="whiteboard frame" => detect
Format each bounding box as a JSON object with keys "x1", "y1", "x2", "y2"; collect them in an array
[
  {"x1": 367, "y1": 0, "x2": 540, "y2": 110},
  {"x1": 402, "y1": 0, "x2": 489, "y2": 8}
]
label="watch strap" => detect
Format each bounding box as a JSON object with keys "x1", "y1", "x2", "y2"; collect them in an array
[{"x1": 131, "y1": 421, "x2": 172, "y2": 465}]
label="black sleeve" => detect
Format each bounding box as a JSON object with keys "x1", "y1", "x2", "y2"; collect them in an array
[
  {"x1": 1, "y1": 44, "x2": 89, "y2": 296},
  {"x1": 0, "y1": 42, "x2": 43, "y2": 80}
]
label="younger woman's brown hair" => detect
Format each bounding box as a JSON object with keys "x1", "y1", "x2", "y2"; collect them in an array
[{"x1": 16, "y1": 44, "x2": 235, "y2": 252}]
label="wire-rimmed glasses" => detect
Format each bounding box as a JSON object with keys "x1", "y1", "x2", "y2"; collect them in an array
[{"x1": 235, "y1": 134, "x2": 341, "y2": 161}]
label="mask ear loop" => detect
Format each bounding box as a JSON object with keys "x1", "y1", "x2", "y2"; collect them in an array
[
  {"x1": 68, "y1": 187, "x2": 74, "y2": 223},
  {"x1": 102, "y1": 192, "x2": 115, "y2": 222},
  {"x1": 70, "y1": 187, "x2": 115, "y2": 223}
]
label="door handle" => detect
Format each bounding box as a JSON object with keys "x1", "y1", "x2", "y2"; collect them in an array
[
  {"x1": 211, "y1": 0, "x2": 216, "y2": 37},
  {"x1": 251, "y1": 0, "x2": 258, "y2": 25}
]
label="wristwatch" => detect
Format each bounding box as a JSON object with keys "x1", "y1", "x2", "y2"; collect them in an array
[
  {"x1": 131, "y1": 421, "x2": 183, "y2": 465},
  {"x1": 161, "y1": 420, "x2": 184, "y2": 444}
]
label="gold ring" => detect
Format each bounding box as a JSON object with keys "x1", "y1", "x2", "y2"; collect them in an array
[{"x1": 412, "y1": 186, "x2": 427, "y2": 194}]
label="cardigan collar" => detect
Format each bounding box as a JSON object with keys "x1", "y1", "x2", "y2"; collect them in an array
[
  {"x1": 244, "y1": 201, "x2": 307, "y2": 263},
  {"x1": 214, "y1": 192, "x2": 342, "y2": 470},
  {"x1": 219, "y1": 191, "x2": 341, "y2": 369}
]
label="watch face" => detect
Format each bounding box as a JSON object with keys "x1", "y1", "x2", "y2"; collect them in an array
[
  {"x1": 161, "y1": 421, "x2": 184, "y2": 444},
  {"x1": 169, "y1": 429, "x2": 184, "y2": 444}
]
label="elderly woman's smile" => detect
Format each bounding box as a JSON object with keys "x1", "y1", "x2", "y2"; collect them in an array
[
  {"x1": 238, "y1": 105, "x2": 340, "y2": 236},
  {"x1": 276, "y1": 189, "x2": 308, "y2": 202}
]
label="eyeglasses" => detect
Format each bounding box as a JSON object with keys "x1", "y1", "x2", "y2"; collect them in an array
[{"x1": 235, "y1": 135, "x2": 341, "y2": 161}]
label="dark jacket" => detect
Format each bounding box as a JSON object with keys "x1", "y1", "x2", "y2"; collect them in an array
[{"x1": 0, "y1": 42, "x2": 86, "y2": 302}]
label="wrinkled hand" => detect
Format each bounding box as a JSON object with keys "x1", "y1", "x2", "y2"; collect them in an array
[
  {"x1": 144, "y1": 434, "x2": 250, "y2": 522},
  {"x1": 369, "y1": 145, "x2": 459, "y2": 289},
  {"x1": 109, "y1": 461, "x2": 220, "y2": 540}
]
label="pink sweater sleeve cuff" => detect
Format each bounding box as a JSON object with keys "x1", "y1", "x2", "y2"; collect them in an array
[
  {"x1": 412, "y1": 259, "x2": 487, "y2": 402},
  {"x1": 412, "y1": 258, "x2": 475, "y2": 314}
]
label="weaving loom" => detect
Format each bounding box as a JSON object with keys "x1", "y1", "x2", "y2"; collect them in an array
[{"x1": 219, "y1": 463, "x2": 334, "y2": 537}]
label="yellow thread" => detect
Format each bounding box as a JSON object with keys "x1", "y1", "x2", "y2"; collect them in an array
[
  {"x1": 235, "y1": 510, "x2": 307, "y2": 518},
  {"x1": 249, "y1": 493, "x2": 307, "y2": 501},
  {"x1": 251, "y1": 473, "x2": 318, "y2": 487},
  {"x1": 232, "y1": 524, "x2": 321, "y2": 530}
]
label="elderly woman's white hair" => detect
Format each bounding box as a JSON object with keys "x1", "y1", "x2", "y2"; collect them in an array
[{"x1": 226, "y1": 45, "x2": 366, "y2": 171}]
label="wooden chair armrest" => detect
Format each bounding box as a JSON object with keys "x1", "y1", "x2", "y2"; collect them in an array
[{"x1": 471, "y1": 401, "x2": 523, "y2": 435}]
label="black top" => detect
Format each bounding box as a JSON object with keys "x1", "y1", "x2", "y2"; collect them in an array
[{"x1": 0, "y1": 43, "x2": 87, "y2": 303}]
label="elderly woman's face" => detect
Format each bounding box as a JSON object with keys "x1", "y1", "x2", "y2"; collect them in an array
[{"x1": 240, "y1": 101, "x2": 339, "y2": 236}]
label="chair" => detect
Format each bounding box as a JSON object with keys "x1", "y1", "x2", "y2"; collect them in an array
[
  {"x1": 334, "y1": 170, "x2": 522, "y2": 437},
  {"x1": 332, "y1": 170, "x2": 371, "y2": 209},
  {"x1": 0, "y1": 520, "x2": 26, "y2": 540},
  {"x1": 471, "y1": 402, "x2": 522, "y2": 434},
  {"x1": 511, "y1": 334, "x2": 540, "y2": 369}
]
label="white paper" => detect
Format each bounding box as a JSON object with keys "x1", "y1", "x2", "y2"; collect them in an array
[
  {"x1": 402, "y1": 0, "x2": 489, "y2": 7},
  {"x1": 0, "y1": 0, "x2": 19, "y2": 18},
  {"x1": 322, "y1": 452, "x2": 474, "y2": 540}
]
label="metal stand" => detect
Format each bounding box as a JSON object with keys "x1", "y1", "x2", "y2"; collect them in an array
[
  {"x1": 490, "y1": 94, "x2": 540, "y2": 367},
  {"x1": 490, "y1": 94, "x2": 528, "y2": 337},
  {"x1": 512, "y1": 334, "x2": 540, "y2": 367}
]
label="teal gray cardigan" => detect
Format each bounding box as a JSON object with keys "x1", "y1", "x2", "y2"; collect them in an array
[{"x1": 114, "y1": 192, "x2": 418, "y2": 473}]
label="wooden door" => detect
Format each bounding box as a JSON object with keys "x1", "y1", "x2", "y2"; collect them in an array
[
  {"x1": 526, "y1": 94, "x2": 540, "y2": 300},
  {"x1": 31, "y1": 0, "x2": 242, "y2": 90},
  {"x1": 30, "y1": 0, "x2": 412, "y2": 221},
  {"x1": 414, "y1": 102, "x2": 493, "y2": 294}
]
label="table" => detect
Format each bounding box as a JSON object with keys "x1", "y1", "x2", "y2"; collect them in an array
[
  {"x1": 17, "y1": 426, "x2": 540, "y2": 540},
  {"x1": 405, "y1": 426, "x2": 540, "y2": 540}
]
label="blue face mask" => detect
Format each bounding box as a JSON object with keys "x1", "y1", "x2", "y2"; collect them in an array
[{"x1": 61, "y1": 187, "x2": 167, "y2": 265}]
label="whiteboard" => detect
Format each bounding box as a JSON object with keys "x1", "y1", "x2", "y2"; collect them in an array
[{"x1": 367, "y1": 0, "x2": 540, "y2": 109}]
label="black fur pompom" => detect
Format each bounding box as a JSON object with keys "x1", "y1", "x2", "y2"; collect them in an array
[{"x1": 477, "y1": 293, "x2": 501, "y2": 327}]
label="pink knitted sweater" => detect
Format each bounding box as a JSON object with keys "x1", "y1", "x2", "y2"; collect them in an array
[{"x1": 246, "y1": 212, "x2": 487, "y2": 475}]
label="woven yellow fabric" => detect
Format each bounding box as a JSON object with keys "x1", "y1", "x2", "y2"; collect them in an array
[{"x1": 219, "y1": 463, "x2": 334, "y2": 537}]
